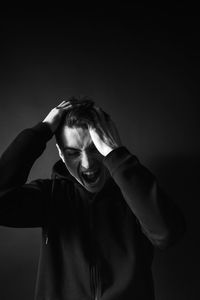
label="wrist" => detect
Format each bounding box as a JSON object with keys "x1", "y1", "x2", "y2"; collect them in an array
[
  {"x1": 42, "y1": 120, "x2": 55, "y2": 134},
  {"x1": 32, "y1": 122, "x2": 54, "y2": 141},
  {"x1": 104, "y1": 146, "x2": 121, "y2": 157}
]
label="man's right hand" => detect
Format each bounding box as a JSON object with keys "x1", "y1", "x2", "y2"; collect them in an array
[{"x1": 42, "y1": 100, "x2": 76, "y2": 133}]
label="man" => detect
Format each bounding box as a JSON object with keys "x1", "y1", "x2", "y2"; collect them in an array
[{"x1": 0, "y1": 98, "x2": 185, "y2": 300}]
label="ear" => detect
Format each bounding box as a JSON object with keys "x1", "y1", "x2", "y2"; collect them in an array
[{"x1": 56, "y1": 144, "x2": 65, "y2": 163}]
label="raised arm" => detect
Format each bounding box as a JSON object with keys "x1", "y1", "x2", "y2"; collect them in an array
[
  {"x1": 88, "y1": 106, "x2": 186, "y2": 249},
  {"x1": 0, "y1": 100, "x2": 74, "y2": 227}
]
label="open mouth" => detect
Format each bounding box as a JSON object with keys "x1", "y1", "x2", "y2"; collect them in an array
[{"x1": 81, "y1": 168, "x2": 101, "y2": 184}]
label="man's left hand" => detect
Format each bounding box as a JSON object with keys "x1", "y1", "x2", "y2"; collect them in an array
[{"x1": 88, "y1": 107, "x2": 122, "y2": 157}]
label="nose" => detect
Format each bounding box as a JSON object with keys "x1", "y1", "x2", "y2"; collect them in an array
[{"x1": 80, "y1": 151, "x2": 94, "y2": 170}]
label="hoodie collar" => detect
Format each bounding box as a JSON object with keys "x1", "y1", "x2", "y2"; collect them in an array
[{"x1": 51, "y1": 159, "x2": 119, "y2": 201}]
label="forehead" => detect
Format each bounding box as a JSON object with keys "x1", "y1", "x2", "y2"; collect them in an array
[{"x1": 61, "y1": 126, "x2": 92, "y2": 149}]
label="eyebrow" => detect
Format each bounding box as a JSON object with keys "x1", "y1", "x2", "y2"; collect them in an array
[
  {"x1": 63, "y1": 146, "x2": 80, "y2": 151},
  {"x1": 63, "y1": 143, "x2": 95, "y2": 152}
]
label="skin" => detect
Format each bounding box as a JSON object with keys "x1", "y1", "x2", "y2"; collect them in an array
[
  {"x1": 43, "y1": 100, "x2": 122, "y2": 193},
  {"x1": 56, "y1": 126, "x2": 110, "y2": 193}
]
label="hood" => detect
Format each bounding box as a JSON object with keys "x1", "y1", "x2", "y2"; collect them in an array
[
  {"x1": 51, "y1": 160, "x2": 120, "y2": 199},
  {"x1": 51, "y1": 159, "x2": 77, "y2": 183},
  {"x1": 51, "y1": 159, "x2": 99, "y2": 200}
]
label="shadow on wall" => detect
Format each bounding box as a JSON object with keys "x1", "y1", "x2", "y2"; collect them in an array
[{"x1": 152, "y1": 154, "x2": 200, "y2": 300}]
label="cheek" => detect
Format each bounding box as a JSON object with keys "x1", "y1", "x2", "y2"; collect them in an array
[{"x1": 63, "y1": 157, "x2": 80, "y2": 174}]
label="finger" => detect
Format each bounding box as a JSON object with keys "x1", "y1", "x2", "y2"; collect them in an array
[
  {"x1": 56, "y1": 101, "x2": 83, "y2": 117},
  {"x1": 61, "y1": 102, "x2": 84, "y2": 111},
  {"x1": 56, "y1": 101, "x2": 74, "y2": 110},
  {"x1": 59, "y1": 99, "x2": 83, "y2": 108},
  {"x1": 94, "y1": 108, "x2": 120, "y2": 147},
  {"x1": 94, "y1": 108, "x2": 112, "y2": 137},
  {"x1": 56, "y1": 100, "x2": 68, "y2": 107},
  {"x1": 56, "y1": 98, "x2": 79, "y2": 107},
  {"x1": 88, "y1": 127, "x2": 102, "y2": 145}
]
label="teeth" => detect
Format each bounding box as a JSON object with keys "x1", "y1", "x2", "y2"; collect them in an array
[
  {"x1": 83, "y1": 170, "x2": 97, "y2": 176},
  {"x1": 84, "y1": 173, "x2": 96, "y2": 178},
  {"x1": 84, "y1": 172, "x2": 95, "y2": 175},
  {"x1": 82, "y1": 169, "x2": 100, "y2": 182}
]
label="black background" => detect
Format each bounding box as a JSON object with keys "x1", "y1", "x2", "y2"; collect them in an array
[{"x1": 0, "y1": 4, "x2": 199, "y2": 299}]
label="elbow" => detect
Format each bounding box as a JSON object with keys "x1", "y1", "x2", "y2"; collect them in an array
[
  {"x1": 153, "y1": 220, "x2": 187, "y2": 250},
  {"x1": 151, "y1": 231, "x2": 172, "y2": 250}
]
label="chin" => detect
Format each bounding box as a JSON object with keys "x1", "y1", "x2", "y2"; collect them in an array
[
  {"x1": 72, "y1": 167, "x2": 109, "y2": 194},
  {"x1": 83, "y1": 172, "x2": 107, "y2": 193},
  {"x1": 84, "y1": 182, "x2": 105, "y2": 193}
]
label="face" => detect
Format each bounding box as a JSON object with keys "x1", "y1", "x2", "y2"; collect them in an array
[{"x1": 56, "y1": 126, "x2": 109, "y2": 193}]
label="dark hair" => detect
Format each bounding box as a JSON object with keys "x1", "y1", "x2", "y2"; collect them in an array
[
  {"x1": 55, "y1": 96, "x2": 109, "y2": 146},
  {"x1": 63, "y1": 96, "x2": 96, "y2": 129}
]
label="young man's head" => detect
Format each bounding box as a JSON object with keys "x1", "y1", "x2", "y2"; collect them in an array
[{"x1": 55, "y1": 97, "x2": 110, "y2": 193}]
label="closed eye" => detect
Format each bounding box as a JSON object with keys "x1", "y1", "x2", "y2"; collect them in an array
[{"x1": 64, "y1": 149, "x2": 80, "y2": 157}]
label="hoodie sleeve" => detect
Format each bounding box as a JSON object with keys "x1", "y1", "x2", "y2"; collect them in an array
[
  {"x1": 104, "y1": 147, "x2": 186, "y2": 249},
  {"x1": 0, "y1": 122, "x2": 53, "y2": 227}
]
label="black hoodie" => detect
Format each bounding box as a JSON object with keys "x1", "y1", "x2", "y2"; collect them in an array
[{"x1": 0, "y1": 122, "x2": 185, "y2": 300}]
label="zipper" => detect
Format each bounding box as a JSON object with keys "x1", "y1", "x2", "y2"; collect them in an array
[
  {"x1": 90, "y1": 264, "x2": 101, "y2": 300},
  {"x1": 87, "y1": 199, "x2": 101, "y2": 299}
]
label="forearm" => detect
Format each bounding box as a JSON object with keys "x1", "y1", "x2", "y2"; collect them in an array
[
  {"x1": 104, "y1": 147, "x2": 186, "y2": 249},
  {"x1": 0, "y1": 122, "x2": 53, "y2": 192}
]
